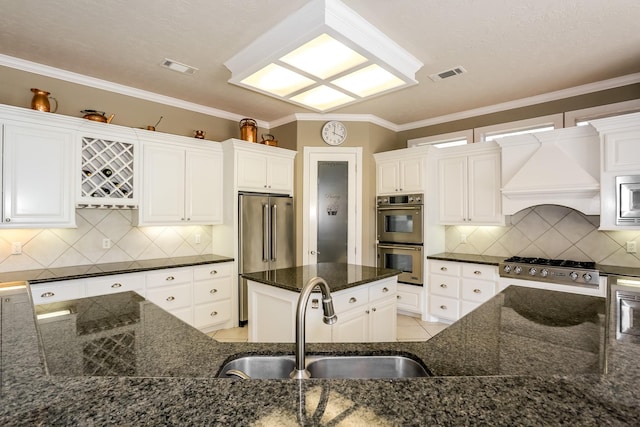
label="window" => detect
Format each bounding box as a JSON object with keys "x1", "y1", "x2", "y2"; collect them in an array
[
  {"x1": 565, "y1": 100, "x2": 640, "y2": 127},
  {"x1": 474, "y1": 114, "x2": 563, "y2": 142},
  {"x1": 407, "y1": 130, "x2": 472, "y2": 148}
]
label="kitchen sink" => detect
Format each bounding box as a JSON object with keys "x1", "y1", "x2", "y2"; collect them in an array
[{"x1": 217, "y1": 354, "x2": 431, "y2": 379}]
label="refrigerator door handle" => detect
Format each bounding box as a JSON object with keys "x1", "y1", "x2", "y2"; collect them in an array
[
  {"x1": 263, "y1": 203, "x2": 270, "y2": 262},
  {"x1": 271, "y1": 204, "x2": 277, "y2": 261}
]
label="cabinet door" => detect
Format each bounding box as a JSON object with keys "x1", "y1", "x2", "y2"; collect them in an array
[
  {"x1": 141, "y1": 145, "x2": 186, "y2": 223},
  {"x1": 267, "y1": 156, "x2": 293, "y2": 194},
  {"x1": 467, "y1": 152, "x2": 502, "y2": 224},
  {"x1": 2, "y1": 123, "x2": 75, "y2": 227},
  {"x1": 377, "y1": 161, "x2": 400, "y2": 194},
  {"x1": 185, "y1": 149, "x2": 222, "y2": 223},
  {"x1": 399, "y1": 157, "x2": 423, "y2": 192},
  {"x1": 237, "y1": 150, "x2": 268, "y2": 191},
  {"x1": 438, "y1": 156, "x2": 467, "y2": 224},
  {"x1": 332, "y1": 307, "x2": 368, "y2": 342},
  {"x1": 369, "y1": 297, "x2": 397, "y2": 341}
]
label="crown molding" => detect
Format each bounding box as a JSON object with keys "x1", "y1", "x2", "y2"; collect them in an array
[
  {"x1": 396, "y1": 72, "x2": 640, "y2": 131},
  {"x1": 0, "y1": 54, "x2": 269, "y2": 129}
]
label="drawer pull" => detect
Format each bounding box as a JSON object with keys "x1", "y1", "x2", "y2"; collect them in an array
[
  {"x1": 41, "y1": 291, "x2": 55, "y2": 298},
  {"x1": 440, "y1": 305, "x2": 447, "y2": 310},
  {"x1": 473, "y1": 289, "x2": 481, "y2": 293},
  {"x1": 440, "y1": 266, "x2": 447, "y2": 271},
  {"x1": 210, "y1": 289, "x2": 218, "y2": 294},
  {"x1": 349, "y1": 297, "x2": 357, "y2": 303},
  {"x1": 382, "y1": 287, "x2": 389, "y2": 293},
  {"x1": 166, "y1": 296, "x2": 175, "y2": 301},
  {"x1": 111, "y1": 283, "x2": 122, "y2": 288},
  {"x1": 365, "y1": 309, "x2": 370, "y2": 314},
  {"x1": 166, "y1": 276, "x2": 175, "y2": 281},
  {"x1": 397, "y1": 295, "x2": 401, "y2": 299},
  {"x1": 440, "y1": 283, "x2": 447, "y2": 288},
  {"x1": 474, "y1": 270, "x2": 481, "y2": 275},
  {"x1": 372, "y1": 307, "x2": 377, "y2": 312},
  {"x1": 210, "y1": 270, "x2": 218, "y2": 275},
  {"x1": 210, "y1": 311, "x2": 218, "y2": 317}
]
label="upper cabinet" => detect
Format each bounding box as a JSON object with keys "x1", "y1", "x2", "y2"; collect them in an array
[
  {"x1": 437, "y1": 142, "x2": 503, "y2": 225},
  {"x1": 224, "y1": 139, "x2": 295, "y2": 195},
  {"x1": 374, "y1": 150, "x2": 425, "y2": 195},
  {"x1": 137, "y1": 135, "x2": 223, "y2": 226},
  {"x1": 1, "y1": 111, "x2": 76, "y2": 228}
]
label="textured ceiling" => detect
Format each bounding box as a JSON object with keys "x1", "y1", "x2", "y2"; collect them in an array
[{"x1": 1, "y1": 0, "x2": 639, "y2": 125}]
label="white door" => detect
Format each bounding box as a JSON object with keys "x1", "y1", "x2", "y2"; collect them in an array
[{"x1": 303, "y1": 147, "x2": 362, "y2": 265}]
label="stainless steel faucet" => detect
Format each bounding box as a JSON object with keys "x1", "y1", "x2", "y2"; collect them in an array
[{"x1": 290, "y1": 277, "x2": 337, "y2": 379}]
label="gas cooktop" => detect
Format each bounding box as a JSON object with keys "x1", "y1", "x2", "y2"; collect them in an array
[{"x1": 499, "y1": 256, "x2": 599, "y2": 287}]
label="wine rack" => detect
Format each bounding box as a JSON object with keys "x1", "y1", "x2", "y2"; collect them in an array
[{"x1": 79, "y1": 136, "x2": 137, "y2": 208}]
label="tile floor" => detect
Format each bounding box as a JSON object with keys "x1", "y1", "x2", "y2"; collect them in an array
[{"x1": 208, "y1": 315, "x2": 450, "y2": 342}]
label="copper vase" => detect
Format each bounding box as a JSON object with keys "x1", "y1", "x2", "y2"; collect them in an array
[{"x1": 30, "y1": 88, "x2": 58, "y2": 113}]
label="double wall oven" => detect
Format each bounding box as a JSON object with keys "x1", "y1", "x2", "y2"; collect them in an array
[{"x1": 376, "y1": 193, "x2": 424, "y2": 286}]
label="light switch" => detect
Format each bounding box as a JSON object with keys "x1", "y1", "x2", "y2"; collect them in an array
[{"x1": 626, "y1": 241, "x2": 637, "y2": 254}]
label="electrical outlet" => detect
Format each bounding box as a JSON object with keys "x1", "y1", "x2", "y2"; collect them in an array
[
  {"x1": 626, "y1": 241, "x2": 637, "y2": 254},
  {"x1": 11, "y1": 242, "x2": 22, "y2": 255},
  {"x1": 195, "y1": 234, "x2": 201, "y2": 244},
  {"x1": 102, "y1": 238, "x2": 111, "y2": 249},
  {"x1": 461, "y1": 234, "x2": 467, "y2": 244}
]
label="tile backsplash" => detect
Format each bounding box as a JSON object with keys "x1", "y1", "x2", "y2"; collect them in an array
[
  {"x1": 445, "y1": 205, "x2": 640, "y2": 267},
  {"x1": 0, "y1": 209, "x2": 214, "y2": 272}
]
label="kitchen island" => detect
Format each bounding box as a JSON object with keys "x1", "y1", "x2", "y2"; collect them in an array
[
  {"x1": 2, "y1": 281, "x2": 640, "y2": 425},
  {"x1": 242, "y1": 263, "x2": 400, "y2": 342}
]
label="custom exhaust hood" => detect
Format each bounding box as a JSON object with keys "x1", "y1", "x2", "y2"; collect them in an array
[{"x1": 497, "y1": 125, "x2": 601, "y2": 215}]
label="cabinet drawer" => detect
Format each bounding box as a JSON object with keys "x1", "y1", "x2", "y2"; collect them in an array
[
  {"x1": 429, "y1": 260, "x2": 460, "y2": 276},
  {"x1": 146, "y1": 284, "x2": 192, "y2": 310},
  {"x1": 429, "y1": 275, "x2": 460, "y2": 298},
  {"x1": 462, "y1": 264, "x2": 497, "y2": 280},
  {"x1": 146, "y1": 268, "x2": 192, "y2": 287},
  {"x1": 333, "y1": 287, "x2": 368, "y2": 313},
  {"x1": 368, "y1": 279, "x2": 397, "y2": 301},
  {"x1": 396, "y1": 290, "x2": 421, "y2": 311},
  {"x1": 461, "y1": 279, "x2": 496, "y2": 302},
  {"x1": 194, "y1": 300, "x2": 231, "y2": 328},
  {"x1": 193, "y1": 263, "x2": 232, "y2": 281},
  {"x1": 193, "y1": 278, "x2": 232, "y2": 302},
  {"x1": 429, "y1": 295, "x2": 459, "y2": 320},
  {"x1": 30, "y1": 280, "x2": 85, "y2": 304},
  {"x1": 85, "y1": 274, "x2": 144, "y2": 297}
]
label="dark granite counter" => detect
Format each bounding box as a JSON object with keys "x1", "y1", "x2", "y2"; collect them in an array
[
  {"x1": 242, "y1": 263, "x2": 400, "y2": 293},
  {"x1": 428, "y1": 252, "x2": 640, "y2": 278},
  {"x1": 2, "y1": 279, "x2": 640, "y2": 425},
  {"x1": 0, "y1": 254, "x2": 234, "y2": 284}
]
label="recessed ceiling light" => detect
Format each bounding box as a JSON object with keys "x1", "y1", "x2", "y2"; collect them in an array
[{"x1": 161, "y1": 58, "x2": 198, "y2": 75}]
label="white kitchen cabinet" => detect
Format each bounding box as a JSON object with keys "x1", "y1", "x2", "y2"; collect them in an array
[
  {"x1": 396, "y1": 283, "x2": 424, "y2": 315},
  {"x1": 84, "y1": 273, "x2": 144, "y2": 297},
  {"x1": 376, "y1": 157, "x2": 424, "y2": 194},
  {"x1": 247, "y1": 277, "x2": 397, "y2": 343},
  {"x1": 192, "y1": 263, "x2": 233, "y2": 330},
  {"x1": 236, "y1": 145, "x2": 294, "y2": 194},
  {"x1": 138, "y1": 142, "x2": 223, "y2": 225},
  {"x1": 30, "y1": 279, "x2": 85, "y2": 305},
  {"x1": 1, "y1": 122, "x2": 76, "y2": 228},
  {"x1": 437, "y1": 143, "x2": 503, "y2": 225},
  {"x1": 427, "y1": 259, "x2": 497, "y2": 322},
  {"x1": 145, "y1": 267, "x2": 193, "y2": 324}
]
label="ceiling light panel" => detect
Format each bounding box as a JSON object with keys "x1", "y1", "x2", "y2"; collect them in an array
[
  {"x1": 332, "y1": 64, "x2": 405, "y2": 97},
  {"x1": 241, "y1": 64, "x2": 315, "y2": 97},
  {"x1": 290, "y1": 85, "x2": 355, "y2": 111}
]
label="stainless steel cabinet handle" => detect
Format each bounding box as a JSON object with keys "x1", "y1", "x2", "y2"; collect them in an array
[
  {"x1": 474, "y1": 270, "x2": 481, "y2": 275},
  {"x1": 440, "y1": 267, "x2": 447, "y2": 271},
  {"x1": 5, "y1": 218, "x2": 10, "y2": 222},
  {"x1": 372, "y1": 307, "x2": 377, "y2": 312},
  {"x1": 111, "y1": 283, "x2": 122, "y2": 288},
  {"x1": 440, "y1": 305, "x2": 447, "y2": 310},
  {"x1": 473, "y1": 289, "x2": 481, "y2": 293},
  {"x1": 349, "y1": 297, "x2": 357, "y2": 303},
  {"x1": 440, "y1": 283, "x2": 447, "y2": 288},
  {"x1": 210, "y1": 311, "x2": 218, "y2": 317},
  {"x1": 210, "y1": 289, "x2": 218, "y2": 294},
  {"x1": 310, "y1": 250, "x2": 321, "y2": 255},
  {"x1": 41, "y1": 291, "x2": 55, "y2": 298},
  {"x1": 382, "y1": 287, "x2": 389, "y2": 293},
  {"x1": 365, "y1": 309, "x2": 370, "y2": 314},
  {"x1": 166, "y1": 296, "x2": 175, "y2": 301},
  {"x1": 210, "y1": 270, "x2": 218, "y2": 275},
  {"x1": 397, "y1": 295, "x2": 401, "y2": 299},
  {"x1": 166, "y1": 276, "x2": 175, "y2": 281}
]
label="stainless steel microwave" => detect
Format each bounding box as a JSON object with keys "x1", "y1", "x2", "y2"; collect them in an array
[{"x1": 616, "y1": 175, "x2": 640, "y2": 225}]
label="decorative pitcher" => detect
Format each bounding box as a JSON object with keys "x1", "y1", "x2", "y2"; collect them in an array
[
  {"x1": 30, "y1": 88, "x2": 58, "y2": 113},
  {"x1": 239, "y1": 118, "x2": 257, "y2": 142}
]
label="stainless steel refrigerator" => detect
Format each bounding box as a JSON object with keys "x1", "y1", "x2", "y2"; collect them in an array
[{"x1": 238, "y1": 193, "x2": 295, "y2": 324}]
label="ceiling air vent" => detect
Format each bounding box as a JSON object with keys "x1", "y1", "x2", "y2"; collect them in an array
[
  {"x1": 429, "y1": 66, "x2": 467, "y2": 82},
  {"x1": 161, "y1": 58, "x2": 198, "y2": 75}
]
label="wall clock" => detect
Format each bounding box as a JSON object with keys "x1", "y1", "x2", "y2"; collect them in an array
[{"x1": 321, "y1": 121, "x2": 347, "y2": 146}]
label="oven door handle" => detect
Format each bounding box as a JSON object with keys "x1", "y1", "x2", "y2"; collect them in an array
[
  {"x1": 377, "y1": 244, "x2": 422, "y2": 251},
  {"x1": 376, "y1": 207, "x2": 421, "y2": 211}
]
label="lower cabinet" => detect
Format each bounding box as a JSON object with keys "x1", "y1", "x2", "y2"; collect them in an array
[
  {"x1": 396, "y1": 283, "x2": 424, "y2": 316},
  {"x1": 247, "y1": 277, "x2": 397, "y2": 343},
  {"x1": 427, "y1": 259, "x2": 497, "y2": 322},
  {"x1": 29, "y1": 262, "x2": 234, "y2": 333}
]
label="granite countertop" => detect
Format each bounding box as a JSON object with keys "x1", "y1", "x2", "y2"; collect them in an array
[
  {"x1": 0, "y1": 254, "x2": 234, "y2": 284},
  {"x1": 2, "y1": 282, "x2": 640, "y2": 425},
  {"x1": 428, "y1": 252, "x2": 640, "y2": 278},
  {"x1": 242, "y1": 263, "x2": 401, "y2": 292}
]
